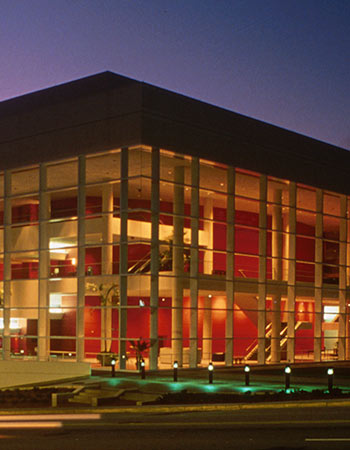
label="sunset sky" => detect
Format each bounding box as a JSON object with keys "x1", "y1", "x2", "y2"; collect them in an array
[{"x1": 0, "y1": 0, "x2": 349, "y2": 149}]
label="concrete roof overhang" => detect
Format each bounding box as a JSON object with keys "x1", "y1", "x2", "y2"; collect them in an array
[{"x1": 0, "y1": 71, "x2": 349, "y2": 195}]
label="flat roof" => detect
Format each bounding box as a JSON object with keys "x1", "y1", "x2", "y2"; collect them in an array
[{"x1": 0, "y1": 71, "x2": 349, "y2": 194}]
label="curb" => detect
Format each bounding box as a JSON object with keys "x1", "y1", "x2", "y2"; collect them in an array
[{"x1": 0, "y1": 398, "x2": 350, "y2": 416}]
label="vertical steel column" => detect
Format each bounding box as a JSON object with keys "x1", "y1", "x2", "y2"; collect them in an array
[
  {"x1": 225, "y1": 167, "x2": 235, "y2": 366},
  {"x1": 287, "y1": 182, "x2": 296, "y2": 363},
  {"x1": 189, "y1": 157, "x2": 199, "y2": 368},
  {"x1": 119, "y1": 147, "x2": 128, "y2": 369},
  {"x1": 347, "y1": 203, "x2": 350, "y2": 287},
  {"x1": 172, "y1": 165, "x2": 184, "y2": 366},
  {"x1": 203, "y1": 199, "x2": 214, "y2": 274},
  {"x1": 338, "y1": 195, "x2": 347, "y2": 360},
  {"x1": 271, "y1": 189, "x2": 283, "y2": 363},
  {"x1": 202, "y1": 295, "x2": 212, "y2": 363},
  {"x1": 347, "y1": 200, "x2": 350, "y2": 360},
  {"x1": 3, "y1": 171, "x2": 11, "y2": 360},
  {"x1": 101, "y1": 184, "x2": 114, "y2": 352},
  {"x1": 258, "y1": 175, "x2": 267, "y2": 365},
  {"x1": 149, "y1": 147, "x2": 160, "y2": 370},
  {"x1": 314, "y1": 189, "x2": 323, "y2": 362},
  {"x1": 38, "y1": 164, "x2": 50, "y2": 361},
  {"x1": 76, "y1": 156, "x2": 86, "y2": 362},
  {"x1": 102, "y1": 184, "x2": 114, "y2": 275}
]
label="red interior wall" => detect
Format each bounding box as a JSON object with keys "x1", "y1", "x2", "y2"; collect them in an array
[
  {"x1": 233, "y1": 304, "x2": 257, "y2": 356},
  {"x1": 50, "y1": 295, "x2": 76, "y2": 352},
  {"x1": 85, "y1": 247, "x2": 102, "y2": 275},
  {"x1": 8, "y1": 197, "x2": 321, "y2": 360},
  {"x1": 84, "y1": 296, "x2": 101, "y2": 355},
  {"x1": 51, "y1": 196, "x2": 101, "y2": 219}
]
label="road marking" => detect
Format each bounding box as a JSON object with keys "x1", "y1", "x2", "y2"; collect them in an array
[
  {"x1": 306, "y1": 438, "x2": 350, "y2": 442},
  {"x1": 0, "y1": 422, "x2": 62, "y2": 429},
  {"x1": 0, "y1": 414, "x2": 100, "y2": 421},
  {"x1": 64, "y1": 419, "x2": 350, "y2": 429}
]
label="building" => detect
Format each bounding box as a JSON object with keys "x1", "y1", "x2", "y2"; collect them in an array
[{"x1": 0, "y1": 71, "x2": 349, "y2": 372}]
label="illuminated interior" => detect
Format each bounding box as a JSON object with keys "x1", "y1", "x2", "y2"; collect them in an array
[{"x1": 0, "y1": 145, "x2": 349, "y2": 369}]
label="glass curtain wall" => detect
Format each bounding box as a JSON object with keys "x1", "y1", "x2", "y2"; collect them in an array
[{"x1": 0, "y1": 146, "x2": 349, "y2": 368}]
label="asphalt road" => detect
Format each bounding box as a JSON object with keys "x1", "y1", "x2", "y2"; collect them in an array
[{"x1": 1, "y1": 405, "x2": 350, "y2": 449}]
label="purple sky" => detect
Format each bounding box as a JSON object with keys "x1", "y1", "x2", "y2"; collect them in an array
[{"x1": 0, "y1": 0, "x2": 349, "y2": 149}]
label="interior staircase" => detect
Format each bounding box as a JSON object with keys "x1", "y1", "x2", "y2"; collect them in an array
[{"x1": 245, "y1": 321, "x2": 304, "y2": 362}]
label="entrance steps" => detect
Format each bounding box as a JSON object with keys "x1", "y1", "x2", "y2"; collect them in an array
[
  {"x1": 64, "y1": 384, "x2": 163, "y2": 407},
  {"x1": 68, "y1": 386, "x2": 138, "y2": 407}
]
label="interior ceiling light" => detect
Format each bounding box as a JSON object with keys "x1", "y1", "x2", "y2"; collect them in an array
[{"x1": 49, "y1": 241, "x2": 73, "y2": 254}]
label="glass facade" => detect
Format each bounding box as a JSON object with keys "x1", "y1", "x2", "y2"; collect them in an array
[{"x1": 0, "y1": 145, "x2": 349, "y2": 370}]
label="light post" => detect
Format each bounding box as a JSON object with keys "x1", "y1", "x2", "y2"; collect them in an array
[
  {"x1": 173, "y1": 361, "x2": 178, "y2": 382},
  {"x1": 327, "y1": 367, "x2": 334, "y2": 392},
  {"x1": 244, "y1": 365, "x2": 250, "y2": 386},
  {"x1": 208, "y1": 362, "x2": 214, "y2": 384},
  {"x1": 140, "y1": 359, "x2": 146, "y2": 379},
  {"x1": 111, "y1": 358, "x2": 116, "y2": 378},
  {"x1": 284, "y1": 365, "x2": 291, "y2": 390}
]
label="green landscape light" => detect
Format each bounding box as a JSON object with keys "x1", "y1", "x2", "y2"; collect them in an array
[
  {"x1": 284, "y1": 365, "x2": 291, "y2": 390},
  {"x1": 327, "y1": 367, "x2": 334, "y2": 392},
  {"x1": 140, "y1": 359, "x2": 146, "y2": 379},
  {"x1": 111, "y1": 358, "x2": 116, "y2": 378},
  {"x1": 173, "y1": 361, "x2": 178, "y2": 382},
  {"x1": 244, "y1": 365, "x2": 250, "y2": 386},
  {"x1": 208, "y1": 362, "x2": 214, "y2": 384}
]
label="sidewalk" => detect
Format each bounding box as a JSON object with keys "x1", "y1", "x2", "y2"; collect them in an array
[{"x1": 1, "y1": 395, "x2": 350, "y2": 416}]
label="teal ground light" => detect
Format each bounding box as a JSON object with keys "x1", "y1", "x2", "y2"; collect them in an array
[{"x1": 101, "y1": 375, "x2": 350, "y2": 395}]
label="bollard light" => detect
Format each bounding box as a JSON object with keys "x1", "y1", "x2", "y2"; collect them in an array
[
  {"x1": 173, "y1": 361, "x2": 178, "y2": 382},
  {"x1": 284, "y1": 365, "x2": 291, "y2": 390},
  {"x1": 111, "y1": 358, "x2": 116, "y2": 378},
  {"x1": 140, "y1": 359, "x2": 146, "y2": 379},
  {"x1": 244, "y1": 365, "x2": 251, "y2": 386},
  {"x1": 327, "y1": 367, "x2": 334, "y2": 392},
  {"x1": 208, "y1": 362, "x2": 214, "y2": 384}
]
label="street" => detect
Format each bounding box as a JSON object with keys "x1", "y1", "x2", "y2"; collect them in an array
[{"x1": 0, "y1": 405, "x2": 350, "y2": 449}]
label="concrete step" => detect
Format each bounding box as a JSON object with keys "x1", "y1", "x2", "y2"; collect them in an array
[
  {"x1": 68, "y1": 387, "x2": 138, "y2": 406},
  {"x1": 120, "y1": 391, "x2": 163, "y2": 405}
]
